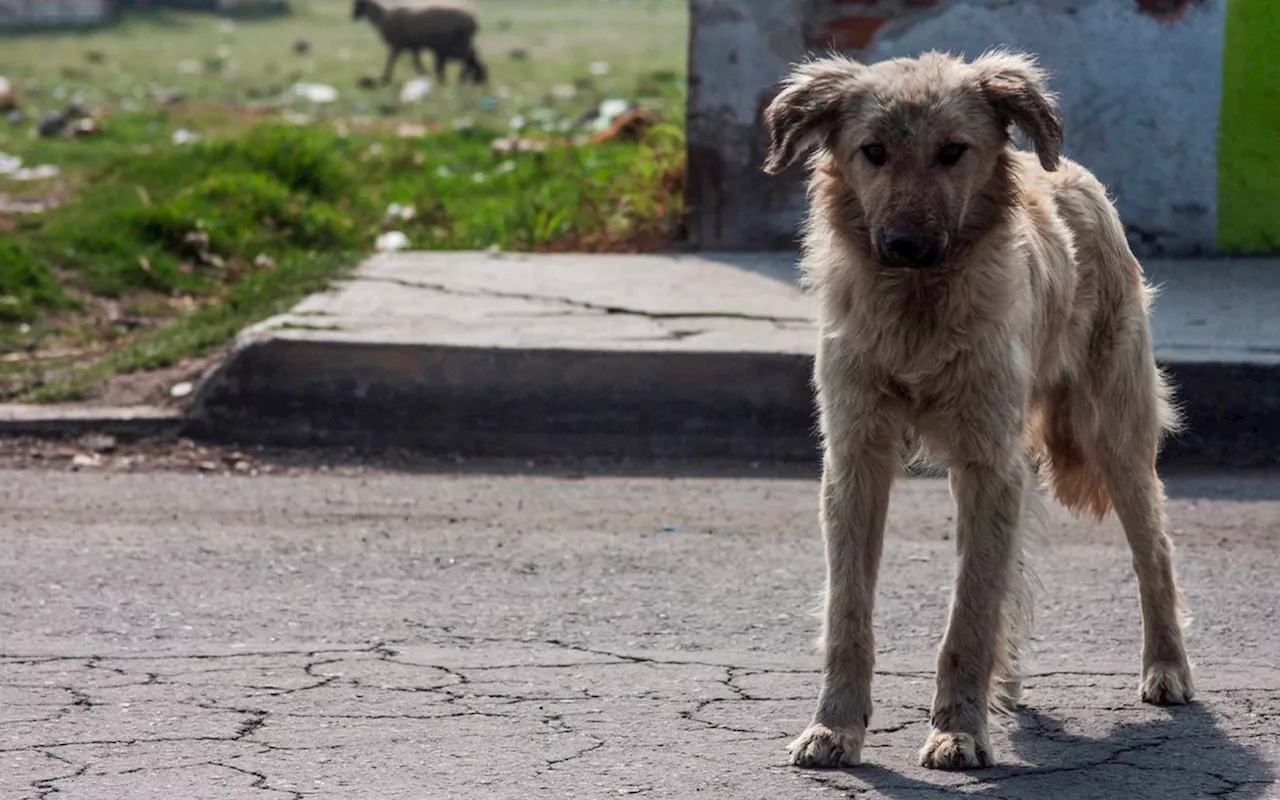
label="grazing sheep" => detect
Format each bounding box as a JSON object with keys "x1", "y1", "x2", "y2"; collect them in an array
[{"x1": 353, "y1": 0, "x2": 488, "y2": 86}]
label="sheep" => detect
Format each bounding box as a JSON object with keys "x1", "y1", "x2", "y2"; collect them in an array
[{"x1": 352, "y1": 0, "x2": 488, "y2": 87}]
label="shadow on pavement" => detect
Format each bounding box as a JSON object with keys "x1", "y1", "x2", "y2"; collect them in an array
[
  {"x1": 831, "y1": 704, "x2": 1274, "y2": 799},
  {"x1": 694, "y1": 251, "x2": 804, "y2": 287}
]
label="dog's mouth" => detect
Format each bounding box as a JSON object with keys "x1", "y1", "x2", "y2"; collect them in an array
[{"x1": 874, "y1": 229, "x2": 950, "y2": 270}]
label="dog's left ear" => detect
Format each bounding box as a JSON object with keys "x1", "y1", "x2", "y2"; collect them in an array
[
  {"x1": 762, "y1": 56, "x2": 866, "y2": 175},
  {"x1": 973, "y1": 50, "x2": 1063, "y2": 172}
]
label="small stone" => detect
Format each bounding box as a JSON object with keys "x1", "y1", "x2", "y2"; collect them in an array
[
  {"x1": 77, "y1": 433, "x2": 117, "y2": 453},
  {"x1": 72, "y1": 453, "x2": 102, "y2": 468},
  {"x1": 170, "y1": 381, "x2": 194, "y2": 398},
  {"x1": 375, "y1": 231, "x2": 410, "y2": 252},
  {"x1": 197, "y1": 461, "x2": 218, "y2": 472}
]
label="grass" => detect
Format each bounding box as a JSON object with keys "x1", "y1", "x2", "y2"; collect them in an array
[
  {"x1": 0, "y1": 0, "x2": 688, "y2": 126},
  {"x1": 1218, "y1": 0, "x2": 1280, "y2": 253},
  {"x1": 0, "y1": 0, "x2": 689, "y2": 402}
]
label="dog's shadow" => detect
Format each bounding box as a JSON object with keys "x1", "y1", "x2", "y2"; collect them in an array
[{"x1": 831, "y1": 704, "x2": 1274, "y2": 799}]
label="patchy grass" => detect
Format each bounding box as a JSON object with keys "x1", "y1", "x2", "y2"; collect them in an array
[
  {"x1": 0, "y1": 117, "x2": 685, "y2": 402},
  {"x1": 0, "y1": 0, "x2": 688, "y2": 402}
]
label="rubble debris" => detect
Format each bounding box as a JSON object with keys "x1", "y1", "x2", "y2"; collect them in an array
[
  {"x1": 385, "y1": 203, "x2": 415, "y2": 222},
  {"x1": 0, "y1": 77, "x2": 16, "y2": 112},
  {"x1": 291, "y1": 82, "x2": 338, "y2": 103},
  {"x1": 375, "y1": 231, "x2": 410, "y2": 252},
  {"x1": 399, "y1": 77, "x2": 433, "y2": 103},
  {"x1": 490, "y1": 134, "x2": 545, "y2": 154},
  {"x1": 78, "y1": 433, "x2": 117, "y2": 454}
]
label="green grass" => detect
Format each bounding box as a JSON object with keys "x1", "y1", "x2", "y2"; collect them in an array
[
  {"x1": 1218, "y1": 0, "x2": 1280, "y2": 253},
  {"x1": 1, "y1": 119, "x2": 685, "y2": 402},
  {"x1": 0, "y1": 1, "x2": 688, "y2": 402},
  {"x1": 0, "y1": 0, "x2": 688, "y2": 126}
]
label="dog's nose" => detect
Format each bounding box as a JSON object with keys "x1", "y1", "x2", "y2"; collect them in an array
[{"x1": 881, "y1": 229, "x2": 933, "y2": 265}]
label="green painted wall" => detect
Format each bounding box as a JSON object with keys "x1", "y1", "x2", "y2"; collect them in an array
[{"x1": 1219, "y1": 0, "x2": 1280, "y2": 252}]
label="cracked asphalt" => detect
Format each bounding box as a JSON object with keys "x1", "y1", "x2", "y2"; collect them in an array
[{"x1": 1, "y1": 467, "x2": 1278, "y2": 799}]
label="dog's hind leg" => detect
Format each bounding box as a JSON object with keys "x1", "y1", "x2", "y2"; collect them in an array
[
  {"x1": 1088, "y1": 359, "x2": 1192, "y2": 705},
  {"x1": 919, "y1": 452, "x2": 1030, "y2": 770}
]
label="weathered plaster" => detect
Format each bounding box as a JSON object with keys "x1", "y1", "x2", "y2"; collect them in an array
[
  {"x1": 686, "y1": 0, "x2": 1227, "y2": 255},
  {"x1": 862, "y1": 0, "x2": 1225, "y2": 256},
  {"x1": 685, "y1": 0, "x2": 822, "y2": 249}
]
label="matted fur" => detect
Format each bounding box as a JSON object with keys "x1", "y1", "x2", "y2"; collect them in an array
[{"x1": 763, "y1": 50, "x2": 1193, "y2": 771}]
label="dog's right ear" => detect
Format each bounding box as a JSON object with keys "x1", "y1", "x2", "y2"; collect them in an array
[{"x1": 762, "y1": 57, "x2": 865, "y2": 175}]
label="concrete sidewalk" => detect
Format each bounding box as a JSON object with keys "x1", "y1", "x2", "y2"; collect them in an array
[{"x1": 188, "y1": 252, "x2": 1280, "y2": 464}]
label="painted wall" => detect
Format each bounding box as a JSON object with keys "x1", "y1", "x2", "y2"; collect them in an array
[
  {"x1": 1219, "y1": 0, "x2": 1280, "y2": 252},
  {"x1": 685, "y1": 0, "x2": 1279, "y2": 256}
]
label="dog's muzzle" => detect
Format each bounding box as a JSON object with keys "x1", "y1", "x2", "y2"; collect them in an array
[{"x1": 876, "y1": 229, "x2": 949, "y2": 269}]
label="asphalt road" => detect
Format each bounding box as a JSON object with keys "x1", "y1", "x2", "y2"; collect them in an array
[{"x1": 1, "y1": 467, "x2": 1277, "y2": 799}]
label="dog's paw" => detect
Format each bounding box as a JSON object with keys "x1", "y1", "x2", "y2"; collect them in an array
[
  {"x1": 918, "y1": 730, "x2": 993, "y2": 770},
  {"x1": 788, "y1": 724, "x2": 865, "y2": 768},
  {"x1": 1141, "y1": 660, "x2": 1195, "y2": 705}
]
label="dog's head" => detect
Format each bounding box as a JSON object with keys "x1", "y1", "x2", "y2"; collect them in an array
[{"x1": 762, "y1": 50, "x2": 1063, "y2": 270}]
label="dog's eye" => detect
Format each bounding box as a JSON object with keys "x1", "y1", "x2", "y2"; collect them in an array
[
  {"x1": 936, "y1": 143, "x2": 968, "y2": 166},
  {"x1": 861, "y1": 144, "x2": 887, "y2": 167}
]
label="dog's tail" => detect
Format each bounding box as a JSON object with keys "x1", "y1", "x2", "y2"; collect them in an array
[
  {"x1": 1027, "y1": 393, "x2": 1113, "y2": 520},
  {"x1": 989, "y1": 478, "x2": 1046, "y2": 714}
]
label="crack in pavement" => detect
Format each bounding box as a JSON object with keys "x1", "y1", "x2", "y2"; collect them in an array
[
  {"x1": 351, "y1": 275, "x2": 814, "y2": 325},
  {"x1": 210, "y1": 761, "x2": 305, "y2": 799}
]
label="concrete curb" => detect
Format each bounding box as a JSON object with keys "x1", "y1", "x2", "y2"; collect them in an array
[
  {"x1": 182, "y1": 341, "x2": 1280, "y2": 467},
  {"x1": 185, "y1": 338, "x2": 818, "y2": 460},
  {"x1": 0, "y1": 404, "x2": 184, "y2": 441},
  {"x1": 180, "y1": 252, "x2": 1280, "y2": 467},
  {"x1": 6, "y1": 253, "x2": 1277, "y2": 467}
]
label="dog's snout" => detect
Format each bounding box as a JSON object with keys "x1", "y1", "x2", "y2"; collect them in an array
[
  {"x1": 884, "y1": 230, "x2": 928, "y2": 260},
  {"x1": 878, "y1": 229, "x2": 946, "y2": 268}
]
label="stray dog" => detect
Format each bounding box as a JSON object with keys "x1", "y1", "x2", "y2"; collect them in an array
[{"x1": 761, "y1": 50, "x2": 1193, "y2": 770}]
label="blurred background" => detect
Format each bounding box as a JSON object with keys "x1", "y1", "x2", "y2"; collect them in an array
[{"x1": 0, "y1": 0, "x2": 688, "y2": 404}]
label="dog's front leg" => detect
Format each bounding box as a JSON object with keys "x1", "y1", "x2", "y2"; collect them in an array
[
  {"x1": 919, "y1": 456, "x2": 1027, "y2": 770},
  {"x1": 789, "y1": 444, "x2": 897, "y2": 768}
]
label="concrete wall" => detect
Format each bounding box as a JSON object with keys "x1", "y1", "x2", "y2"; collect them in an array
[
  {"x1": 685, "y1": 0, "x2": 822, "y2": 250},
  {"x1": 685, "y1": 0, "x2": 1274, "y2": 256}
]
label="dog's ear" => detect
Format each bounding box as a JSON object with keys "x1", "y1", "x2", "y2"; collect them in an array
[
  {"x1": 762, "y1": 57, "x2": 865, "y2": 175},
  {"x1": 973, "y1": 50, "x2": 1063, "y2": 172}
]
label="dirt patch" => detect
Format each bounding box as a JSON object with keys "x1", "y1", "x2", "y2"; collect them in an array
[
  {"x1": 0, "y1": 434, "x2": 819, "y2": 480},
  {"x1": 92, "y1": 350, "x2": 226, "y2": 408}
]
